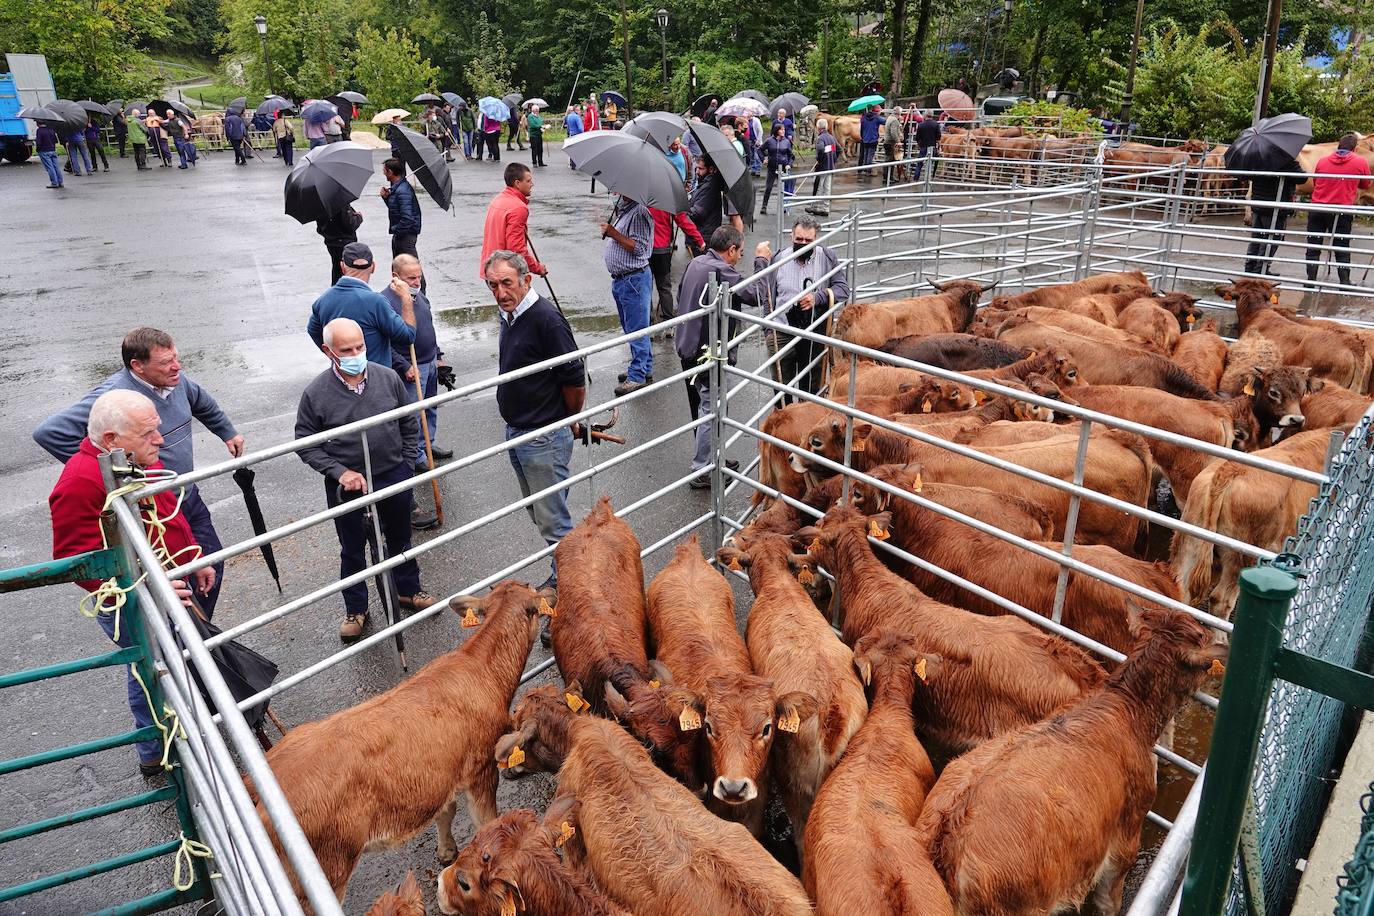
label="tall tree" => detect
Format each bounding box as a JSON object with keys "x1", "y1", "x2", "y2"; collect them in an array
[
  {"x1": 906, "y1": 0, "x2": 934, "y2": 93},
  {"x1": 350, "y1": 23, "x2": 440, "y2": 110},
  {"x1": 890, "y1": 0, "x2": 908, "y2": 94},
  {"x1": 0, "y1": 0, "x2": 172, "y2": 100}
]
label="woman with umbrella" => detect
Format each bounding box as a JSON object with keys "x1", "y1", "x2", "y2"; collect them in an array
[{"x1": 1228, "y1": 113, "x2": 1311, "y2": 277}]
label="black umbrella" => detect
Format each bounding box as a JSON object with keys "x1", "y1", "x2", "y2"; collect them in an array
[
  {"x1": 624, "y1": 110, "x2": 687, "y2": 151},
  {"x1": 1225, "y1": 113, "x2": 1313, "y2": 171},
  {"x1": 691, "y1": 92, "x2": 722, "y2": 117},
  {"x1": 564, "y1": 131, "x2": 689, "y2": 211},
  {"x1": 600, "y1": 90, "x2": 627, "y2": 107},
  {"x1": 325, "y1": 96, "x2": 356, "y2": 121},
  {"x1": 232, "y1": 468, "x2": 282, "y2": 592},
  {"x1": 107, "y1": 99, "x2": 124, "y2": 111},
  {"x1": 502, "y1": 92, "x2": 524, "y2": 114},
  {"x1": 17, "y1": 105, "x2": 61, "y2": 122},
  {"x1": 256, "y1": 98, "x2": 293, "y2": 117},
  {"x1": 226, "y1": 96, "x2": 248, "y2": 114},
  {"x1": 441, "y1": 92, "x2": 466, "y2": 109},
  {"x1": 149, "y1": 99, "x2": 193, "y2": 120},
  {"x1": 390, "y1": 125, "x2": 453, "y2": 210},
  {"x1": 412, "y1": 92, "x2": 443, "y2": 104},
  {"x1": 284, "y1": 141, "x2": 374, "y2": 223},
  {"x1": 49, "y1": 100, "x2": 90, "y2": 132},
  {"x1": 184, "y1": 603, "x2": 280, "y2": 732},
  {"x1": 77, "y1": 100, "x2": 115, "y2": 118},
  {"x1": 769, "y1": 92, "x2": 809, "y2": 118},
  {"x1": 125, "y1": 101, "x2": 150, "y2": 118},
  {"x1": 727, "y1": 173, "x2": 756, "y2": 231},
  {"x1": 335, "y1": 90, "x2": 368, "y2": 105},
  {"x1": 687, "y1": 120, "x2": 748, "y2": 188}
]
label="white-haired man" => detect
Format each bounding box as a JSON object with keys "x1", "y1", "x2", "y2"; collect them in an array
[
  {"x1": 295, "y1": 317, "x2": 435, "y2": 642},
  {"x1": 49, "y1": 389, "x2": 213, "y2": 777},
  {"x1": 810, "y1": 118, "x2": 839, "y2": 217}
]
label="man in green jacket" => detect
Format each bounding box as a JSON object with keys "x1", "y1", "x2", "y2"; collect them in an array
[
  {"x1": 528, "y1": 106, "x2": 546, "y2": 168},
  {"x1": 127, "y1": 112, "x2": 150, "y2": 171},
  {"x1": 459, "y1": 105, "x2": 476, "y2": 160}
]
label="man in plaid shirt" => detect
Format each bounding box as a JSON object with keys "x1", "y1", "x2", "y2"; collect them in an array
[{"x1": 602, "y1": 194, "x2": 655, "y2": 396}]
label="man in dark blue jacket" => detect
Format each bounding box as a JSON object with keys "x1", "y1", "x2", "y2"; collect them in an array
[
  {"x1": 225, "y1": 109, "x2": 248, "y2": 165},
  {"x1": 380, "y1": 157, "x2": 424, "y2": 289},
  {"x1": 307, "y1": 242, "x2": 416, "y2": 368},
  {"x1": 859, "y1": 105, "x2": 886, "y2": 178},
  {"x1": 36, "y1": 123, "x2": 63, "y2": 188}
]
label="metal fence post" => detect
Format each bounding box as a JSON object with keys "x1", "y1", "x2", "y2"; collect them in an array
[
  {"x1": 709, "y1": 277, "x2": 730, "y2": 551},
  {"x1": 1050, "y1": 419, "x2": 1093, "y2": 623},
  {"x1": 1179, "y1": 563, "x2": 1300, "y2": 916},
  {"x1": 845, "y1": 201, "x2": 859, "y2": 297},
  {"x1": 1074, "y1": 162, "x2": 1104, "y2": 281}
]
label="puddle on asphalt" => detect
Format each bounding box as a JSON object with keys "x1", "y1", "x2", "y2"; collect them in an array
[{"x1": 436, "y1": 306, "x2": 625, "y2": 340}]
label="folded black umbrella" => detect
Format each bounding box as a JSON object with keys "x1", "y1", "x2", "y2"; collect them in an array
[
  {"x1": 232, "y1": 468, "x2": 281, "y2": 592},
  {"x1": 390, "y1": 125, "x2": 453, "y2": 211},
  {"x1": 284, "y1": 141, "x2": 374, "y2": 223},
  {"x1": 1225, "y1": 113, "x2": 1312, "y2": 172},
  {"x1": 183, "y1": 601, "x2": 279, "y2": 732},
  {"x1": 728, "y1": 172, "x2": 756, "y2": 231}
]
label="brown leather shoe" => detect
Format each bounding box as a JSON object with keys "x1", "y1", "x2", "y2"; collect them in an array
[
  {"x1": 339, "y1": 612, "x2": 368, "y2": 642},
  {"x1": 398, "y1": 591, "x2": 437, "y2": 611}
]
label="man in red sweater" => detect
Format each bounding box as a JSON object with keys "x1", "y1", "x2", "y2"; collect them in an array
[
  {"x1": 649, "y1": 206, "x2": 706, "y2": 324},
  {"x1": 1306, "y1": 133, "x2": 1372, "y2": 288},
  {"x1": 481, "y1": 163, "x2": 548, "y2": 279},
  {"x1": 49, "y1": 389, "x2": 213, "y2": 776}
]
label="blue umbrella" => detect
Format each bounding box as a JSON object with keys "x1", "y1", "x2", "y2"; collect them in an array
[
  {"x1": 478, "y1": 97, "x2": 510, "y2": 121},
  {"x1": 301, "y1": 100, "x2": 338, "y2": 124},
  {"x1": 600, "y1": 90, "x2": 627, "y2": 107}
]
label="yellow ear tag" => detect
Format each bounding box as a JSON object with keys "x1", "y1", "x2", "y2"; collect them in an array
[
  {"x1": 648, "y1": 679, "x2": 661, "y2": 689},
  {"x1": 915, "y1": 658, "x2": 928, "y2": 682},
  {"x1": 797, "y1": 566, "x2": 815, "y2": 585},
  {"x1": 727, "y1": 556, "x2": 742, "y2": 572},
  {"x1": 500, "y1": 889, "x2": 518, "y2": 916},
  {"x1": 851, "y1": 438, "x2": 866, "y2": 452},
  {"x1": 1186, "y1": 314, "x2": 1196, "y2": 325},
  {"x1": 678, "y1": 707, "x2": 702, "y2": 731},
  {"x1": 1243, "y1": 378, "x2": 1256, "y2": 397},
  {"x1": 806, "y1": 537, "x2": 821, "y2": 553},
  {"x1": 537, "y1": 597, "x2": 557, "y2": 618},
  {"x1": 974, "y1": 390, "x2": 988, "y2": 404},
  {"x1": 778, "y1": 708, "x2": 801, "y2": 733},
  {"x1": 868, "y1": 520, "x2": 890, "y2": 541},
  {"x1": 565, "y1": 693, "x2": 590, "y2": 713},
  {"x1": 1270, "y1": 293, "x2": 1279, "y2": 304},
  {"x1": 498, "y1": 745, "x2": 525, "y2": 770},
  {"x1": 912, "y1": 473, "x2": 923, "y2": 493},
  {"x1": 921, "y1": 398, "x2": 933, "y2": 413},
  {"x1": 461, "y1": 608, "x2": 480, "y2": 628},
  {"x1": 556, "y1": 821, "x2": 576, "y2": 848},
  {"x1": 1208, "y1": 659, "x2": 1226, "y2": 677}
]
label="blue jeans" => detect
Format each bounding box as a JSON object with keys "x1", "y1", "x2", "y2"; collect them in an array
[
  {"x1": 174, "y1": 138, "x2": 188, "y2": 166},
  {"x1": 505, "y1": 425, "x2": 574, "y2": 582},
  {"x1": 408, "y1": 360, "x2": 439, "y2": 465},
  {"x1": 68, "y1": 138, "x2": 91, "y2": 175},
  {"x1": 462, "y1": 130, "x2": 474, "y2": 158},
  {"x1": 611, "y1": 267, "x2": 653, "y2": 383},
  {"x1": 39, "y1": 150, "x2": 62, "y2": 185},
  {"x1": 308, "y1": 137, "x2": 326, "y2": 148}
]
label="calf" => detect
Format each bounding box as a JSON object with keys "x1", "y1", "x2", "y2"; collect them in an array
[
  {"x1": 552, "y1": 497, "x2": 699, "y2": 786},
  {"x1": 1220, "y1": 345, "x2": 1313, "y2": 440},
  {"x1": 1301, "y1": 379, "x2": 1374, "y2": 429},
  {"x1": 1174, "y1": 318, "x2": 1228, "y2": 391},
  {"x1": 880, "y1": 332, "x2": 1028, "y2": 370},
  {"x1": 827, "y1": 364, "x2": 980, "y2": 406},
  {"x1": 367, "y1": 873, "x2": 425, "y2": 916},
  {"x1": 988, "y1": 270, "x2": 1150, "y2": 310},
  {"x1": 1172, "y1": 428, "x2": 1334, "y2": 619},
  {"x1": 494, "y1": 686, "x2": 814, "y2": 916},
  {"x1": 249, "y1": 581, "x2": 554, "y2": 902},
  {"x1": 918, "y1": 609, "x2": 1224, "y2": 916},
  {"x1": 831, "y1": 280, "x2": 989, "y2": 350},
  {"x1": 1222, "y1": 278, "x2": 1370, "y2": 391},
  {"x1": 437, "y1": 804, "x2": 628, "y2": 916},
  {"x1": 980, "y1": 304, "x2": 1162, "y2": 351},
  {"x1": 796, "y1": 504, "x2": 1105, "y2": 754},
  {"x1": 716, "y1": 530, "x2": 868, "y2": 858},
  {"x1": 849, "y1": 463, "x2": 1178, "y2": 653},
  {"x1": 803, "y1": 629, "x2": 953, "y2": 916},
  {"x1": 1063, "y1": 286, "x2": 1157, "y2": 325},
  {"x1": 1117, "y1": 293, "x2": 1199, "y2": 353},
  {"x1": 965, "y1": 346, "x2": 1083, "y2": 391},
  {"x1": 645, "y1": 537, "x2": 767, "y2": 833}
]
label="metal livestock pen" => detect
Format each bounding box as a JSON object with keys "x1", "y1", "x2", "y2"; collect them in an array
[{"x1": 2, "y1": 152, "x2": 1372, "y2": 915}]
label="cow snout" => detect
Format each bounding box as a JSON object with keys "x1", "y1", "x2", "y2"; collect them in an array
[
  {"x1": 713, "y1": 776, "x2": 758, "y2": 804},
  {"x1": 788, "y1": 452, "x2": 811, "y2": 474},
  {"x1": 1279, "y1": 413, "x2": 1305, "y2": 428},
  {"x1": 436, "y1": 868, "x2": 464, "y2": 914}
]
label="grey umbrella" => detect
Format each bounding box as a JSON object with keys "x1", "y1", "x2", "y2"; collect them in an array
[
  {"x1": 624, "y1": 110, "x2": 687, "y2": 151},
  {"x1": 441, "y1": 92, "x2": 465, "y2": 108},
  {"x1": 226, "y1": 96, "x2": 248, "y2": 114},
  {"x1": 687, "y1": 120, "x2": 747, "y2": 189},
  {"x1": 106, "y1": 99, "x2": 124, "y2": 111},
  {"x1": 336, "y1": 90, "x2": 368, "y2": 105},
  {"x1": 1225, "y1": 113, "x2": 1313, "y2": 171},
  {"x1": 769, "y1": 92, "x2": 809, "y2": 119},
  {"x1": 412, "y1": 92, "x2": 443, "y2": 104},
  {"x1": 502, "y1": 92, "x2": 523, "y2": 113},
  {"x1": 733, "y1": 89, "x2": 770, "y2": 106},
  {"x1": 564, "y1": 131, "x2": 689, "y2": 212},
  {"x1": 17, "y1": 105, "x2": 61, "y2": 122},
  {"x1": 256, "y1": 98, "x2": 293, "y2": 117},
  {"x1": 77, "y1": 100, "x2": 116, "y2": 118}
]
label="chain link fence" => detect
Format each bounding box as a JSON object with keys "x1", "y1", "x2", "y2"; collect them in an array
[{"x1": 1336, "y1": 783, "x2": 1374, "y2": 916}]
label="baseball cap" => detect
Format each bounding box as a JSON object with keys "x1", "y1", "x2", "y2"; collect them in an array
[{"x1": 341, "y1": 242, "x2": 373, "y2": 269}]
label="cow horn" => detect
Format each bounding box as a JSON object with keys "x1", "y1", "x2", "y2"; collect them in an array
[
  {"x1": 978, "y1": 280, "x2": 998, "y2": 295},
  {"x1": 928, "y1": 278, "x2": 948, "y2": 292}
]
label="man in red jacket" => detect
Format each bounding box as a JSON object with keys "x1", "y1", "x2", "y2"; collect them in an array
[
  {"x1": 49, "y1": 389, "x2": 213, "y2": 777},
  {"x1": 649, "y1": 206, "x2": 706, "y2": 324},
  {"x1": 481, "y1": 162, "x2": 548, "y2": 279},
  {"x1": 1306, "y1": 133, "x2": 1372, "y2": 288}
]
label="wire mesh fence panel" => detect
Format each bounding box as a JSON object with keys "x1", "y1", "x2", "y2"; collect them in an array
[
  {"x1": 1227, "y1": 418, "x2": 1374, "y2": 914},
  {"x1": 1335, "y1": 782, "x2": 1374, "y2": 916}
]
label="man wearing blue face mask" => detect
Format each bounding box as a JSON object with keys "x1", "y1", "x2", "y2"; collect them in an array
[
  {"x1": 307, "y1": 242, "x2": 417, "y2": 368},
  {"x1": 295, "y1": 317, "x2": 437, "y2": 642}
]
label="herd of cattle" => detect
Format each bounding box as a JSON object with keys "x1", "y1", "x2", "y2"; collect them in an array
[{"x1": 244, "y1": 269, "x2": 1372, "y2": 915}]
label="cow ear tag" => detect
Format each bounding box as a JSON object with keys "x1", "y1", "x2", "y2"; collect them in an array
[
  {"x1": 679, "y1": 707, "x2": 702, "y2": 731},
  {"x1": 565, "y1": 693, "x2": 590, "y2": 713},
  {"x1": 797, "y1": 566, "x2": 815, "y2": 585},
  {"x1": 1186, "y1": 313, "x2": 1196, "y2": 325},
  {"x1": 851, "y1": 438, "x2": 866, "y2": 452},
  {"x1": 537, "y1": 597, "x2": 557, "y2": 618},
  {"x1": 1243, "y1": 378, "x2": 1256, "y2": 397},
  {"x1": 556, "y1": 821, "x2": 576, "y2": 848},
  {"x1": 868, "y1": 519, "x2": 890, "y2": 540},
  {"x1": 500, "y1": 889, "x2": 518, "y2": 916},
  {"x1": 1209, "y1": 659, "x2": 1226, "y2": 677},
  {"x1": 921, "y1": 398, "x2": 933, "y2": 413},
  {"x1": 727, "y1": 556, "x2": 742, "y2": 571},
  {"x1": 498, "y1": 745, "x2": 525, "y2": 770},
  {"x1": 1270, "y1": 293, "x2": 1279, "y2": 304},
  {"x1": 461, "y1": 608, "x2": 480, "y2": 628},
  {"x1": 915, "y1": 658, "x2": 928, "y2": 682},
  {"x1": 779, "y1": 708, "x2": 801, "y2": 733}
]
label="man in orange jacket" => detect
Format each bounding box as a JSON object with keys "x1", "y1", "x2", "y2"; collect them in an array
[{"x1": 480, "y1": 162, "x2": 548, "y2": 279}]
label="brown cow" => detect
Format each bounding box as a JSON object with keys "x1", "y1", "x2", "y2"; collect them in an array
[
  {"x1": 997, "y1": 317, "x2": 1220, "y2": 399},
  {"x1": 249, "y1": 581, "x2": 555, "y2": 902},
  {"x1": 645, "y1": 537, "x2": 766, "y2": 833},
  {"x1": 849, "y1": 463, "x2": 1179, "y2": 653},
  {"x1": 716, "y1": 530, "x2": 868, "y2": 859},
  {"x1": 965, "y1": 346, "x2": 1084, "y2": 392},
  {"x1": 939, "y1": 128, "x2": 978, "y2": 180},
  {"x1": 1197, "y1": 144, "x2": 1237, "y2": 212},
  {"x1": 1174, "y1": 318, "x2": 1229, "y2": 391},
  {"x1": 1172, "y1": 428, "x2": 1335, "y2": 619},
  {"x1": 796, "y1": 504, "x2": 1106, "y2": 753},
  {"x1": 831, "y1": 280, "x2": 990, "y2": 350},
  {"x1": 800, "y1": 418, "x2": 1153, "y2": 554},
  {"x1": 1220, "y1": 358, "x2": 1313, "y2": 442},
  {"x1": 1221, "y1": 278, "x2": 1370, "y2": 391},
  {"x1": 552, "y1": 498, "x2": 699, "y2": 786},
  {"x1": 882, "y1": 332, "x2": 1028, "y2": 370},
  {"x1": 830, "y1": 114, "x2": 861, "y2": 160},
  {"x1": 368, "y1": 873, "x2": 425, "y2": 916},
  {"x1": 977, "y1": 304, "x2": 1162, "y2": 351},
  {"x1": 981, "y1": 134, "x2": 1041, "y2": 184},
  {"x1": 917, "y1": 608, "x2": 1225, "y2": 915},
  {"x1": 1271, "y1": 306, "x2": 1374, "y2": 395},
  {"x1": 827, "y1": 363, "x2": 982, "y2": 405},
  {"x1": 1301, "y1": 379, "x2": 1374, "y2": 429},
  {"x1": 1116, "y1": 293, "x2": 1199, "y2": 353},
  {"x1": 803, "y1": 630, "x2": 953, "y2": 916},
  {"x1": 988, "y1": 270, "x2": 1151, "y2": 310},
  {"x1": 437, "y1": 804, "x2": 628, "y2": 916},
  {"x1": 494, "y1": 686, "x2": 814, "y2": 916}
]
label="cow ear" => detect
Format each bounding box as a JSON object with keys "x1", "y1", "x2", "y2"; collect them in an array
[
  {"x1": 541, "y1": 794, "x2": 582, "y2": 850},
  {"x1": 1306, "y1": 375, "x2": 1324, "y2": 394},
  {"x1": 450, "y1": 594, "x2": 487, "y2": 629},
  {"x1": 775, "y1": 691, "x2": 819, "y2": 733},
  {"x1": 851, "y1": 422, "x2": 873, "y2": 450},
  {"x1": 829, "y1": 417, "x2": 842, "y2": 432},
  {"x1": 717, "y1": 545, "x2": 751, "y2": 572},
  {"x1": 1243, "y1": 369, "x2": 1259, "y2": 398},
  {"x1": 787, "y1": 553, "x2": 817, "y2": 586},
  {"x1": 793, "y1": 526, "x2": 823, "y2": 554},
  {"x1": 1215, "y1": 284, "x2": 1235, "y2": 301},
  {"x1": 492, "y1": 877, "x2": 527, "y2": 916},
  {"x1": 604, "y1": 683, "x2": 630, "y2": 721}
]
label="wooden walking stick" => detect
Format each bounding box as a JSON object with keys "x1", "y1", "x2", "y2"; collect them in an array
[{"x1": 410, "y1": 343, "x2": 445, "y2": 526}]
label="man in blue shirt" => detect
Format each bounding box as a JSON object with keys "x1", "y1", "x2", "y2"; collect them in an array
[
  {"x1": 564, "y1": 106, "x2": 584, "y2": 169},
  {"x1": 35, "y1": 123, "x2": 63, "y2": 188},
  {"x1": 602, "y1": 194, "x2": 655, "y2": 395},
  {"x1": 307, "y1": 242, "x2": 417, "y2": 369},
  {"x1": 380, "y1": 158, "x2": 423, "y2": 289},
  {"x1": 859, "y1": 105, "x2": 886, "y2": 179}
]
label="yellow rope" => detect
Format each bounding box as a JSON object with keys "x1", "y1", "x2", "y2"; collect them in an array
[
  {"x1": 128, "y1": 664, "x2": 184, "y2": 771},
  {"x1": 172, "y1": 832, "x2": 219, "y2": 891},
  {"x1": 77, "y1": 573, "x2": 147, "y2": 643}
]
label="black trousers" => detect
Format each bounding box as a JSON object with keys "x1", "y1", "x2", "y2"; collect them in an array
[
  {"x1": 391, "y1": 233, "x2": 425, "y2": 293},
  {"x1": 485, "y1": 132, "x2": 501, "y2": 161},
  {"x1": 325, "y1": 462, "x2": 421, "y2": 616},
  {"x1": 682, "y1": 355, "x2": 701, "y2": 420},
  {"x1": 1245, "y1": 207, "x2": 1290, "y2": 275},
  {"x1": 650, "y1": 249, "x2": 675, "y2": 322},
  {"x1": 230, "y1": 137, "x2": 245, "y2": 163},
  {"x1": 327, "y1": 240, "x2": 349, "y2": 284},
  {"x1": 90, "y1": 139, "x2": 109, "y2": 170},
  {"x1": 182, "y1": 487, "x2": 224, "y2": 615},
  {"x1": 132, "y1": 143, "x2": 148, "y2": 169},
  {"x1": 116, "y1": 131, "x2": 127, "y2": 157},
  {"x1": 530, "y1": 132, "x2": 544, "y2": 166},
  {"x1": 1306, "y1": 210, "x2": 1354, "y2": 282},
  {"x1": 508, "y1": 121, "x2": 523, "y2": 149},
  {"x1": 779, "y1": 306, "x2": 825, "y2": 399}
]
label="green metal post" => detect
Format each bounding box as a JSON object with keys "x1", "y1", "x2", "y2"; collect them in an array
[{"x1": 1180, "y1": 563, "x2": 1299, "y2": 916}]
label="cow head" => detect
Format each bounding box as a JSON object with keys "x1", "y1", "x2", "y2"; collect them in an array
[
  {"x1": 1124, "y1": 607, "x2": 1227, "y2": 703},
  {"x1": 1028, "y1": 346, "x2": 1081, "y2": 389},
  {"x1": 1023, "y1": 372, "x2": 1076, "y2": 411},
  {"x1": 796, "y1": 416, "x2": 871, "y2": 475},
  {"x1": 797, "y1": 503, "x2": 891, "y2": 566},
  {"x1": 967, "y1": 307, "x2": 1009, "y2": 337},
  {"x1": 694, "y1": 672, "x2": 817, "y2": 806},
  {"x1": 896, "y1": 377, "x2": 981, "y2": 414},
  {"x1": 1216, "y1": 279, "x2": 1279, "y2": 320},
  {"x1": 852, "y1": 628, "x2": 940, "y2": 702},
  {"x1": 449, "y1": 581, "x2": 557, "y2": 645},
  {"x1": 494, "y1": 684, "x2": 586, "y2": 780},
  {"x1": 437, "y1": 801, "x2": 582, "y2": 916},
  {"x1": 849, "y1": 462, "x2": 924, "y2": 514},
  {"x1": 929, "y1": 279, "x2": 994, "y2": 331},
  {"x1": 1240, "y1": 364, "x2": 1310, "y2": 432},
  {"x1": 1153, "y1": 291, "x2": 1201, "y2": 330},
  {"x1": 604, "y1": 665, "x2": 708, "y2": 790},
  {"x1": 716, "y1": 530, "x2": 817, "y2": 591}
]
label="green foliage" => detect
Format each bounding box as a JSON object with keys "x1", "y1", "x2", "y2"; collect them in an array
[
  {"x1": 158, "y1": 0, "x2": 224, "y2": 58},
  {"x1": 218, "y1": 0, "x2": 358, "y2": 98},
  {"x1": 667, "y1": 51, "x2": 779, "y2": 112},
  {"x1": 464, "y1": 11, "x2": 515, "y2": 101},
  {"x1": 350, "y1": 23, "x2": 439, "y2": 111},
  {"x1": 0, "y1": 0, "x2": 171, "y2": 100},
  {"x1": 803, "y1": 17, "x2": 886, "y2": 104},
  {"x1": 1003, "y1": 100, "x2": 1102, "y2": 135}
]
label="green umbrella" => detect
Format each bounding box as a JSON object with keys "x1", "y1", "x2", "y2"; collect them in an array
[{"x1": 847, "y1": 94, "x2": 886, "y2": 112}]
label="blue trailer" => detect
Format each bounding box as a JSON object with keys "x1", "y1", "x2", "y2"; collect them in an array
[{"x1": 1, "y1": 53, "x2": 57, "y2": 164}]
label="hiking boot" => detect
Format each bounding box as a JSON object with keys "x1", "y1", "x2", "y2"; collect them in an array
[
  {"x1": 618, "y1": 371, "x2": 653, "y2": 383},
  {"x1": 411, "y1": 506, "x2": 439, "y2": 530},
  {"x1": 398, "y1": 591, "x2": 437, "y2": 611},
  {"x1": 139, "y1": 760, "x2": 164, "y2": 779},
  {"x1": 614, "y1": 380, "x2": 647, "y2": 397},
  {"x1": 339, "y1": 612, "x2": 368, "y2": 642},
  {"x1": 430, "y1": 444, "x2": 454, "y2": 459}
]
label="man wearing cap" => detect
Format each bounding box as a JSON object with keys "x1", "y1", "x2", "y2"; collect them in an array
[
  {"x1": 307, "y1": 242, "x2": 417, "y2": 369},
  {"x1": 295, "y1": 317, "x2": 437, "y2": 642}
]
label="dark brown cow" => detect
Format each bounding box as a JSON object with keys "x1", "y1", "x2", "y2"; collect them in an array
[
  {"x1": 880, "y1": 332, "x2": 1028, "y2": 370},
  {"x1": 1221, "y1": 278, "x2": 1370, "y2": 391}
]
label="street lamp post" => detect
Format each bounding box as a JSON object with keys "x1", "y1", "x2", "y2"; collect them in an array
[
  {"x1": 619, "y1": 0, "x2": 633, "y2": 118},
  {"x1": 254, "y1": 15, "x2": 275, "y2": 98},
  {"x1": 1118, "y1": 0, "x2": 1145, "y2": 127},
  {"x1": 1000, "y1": 0, "x2": 1013, "y2": 72},
  {"x1": 656, "y1": 8, "x2": 669, "y2": 103}
]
